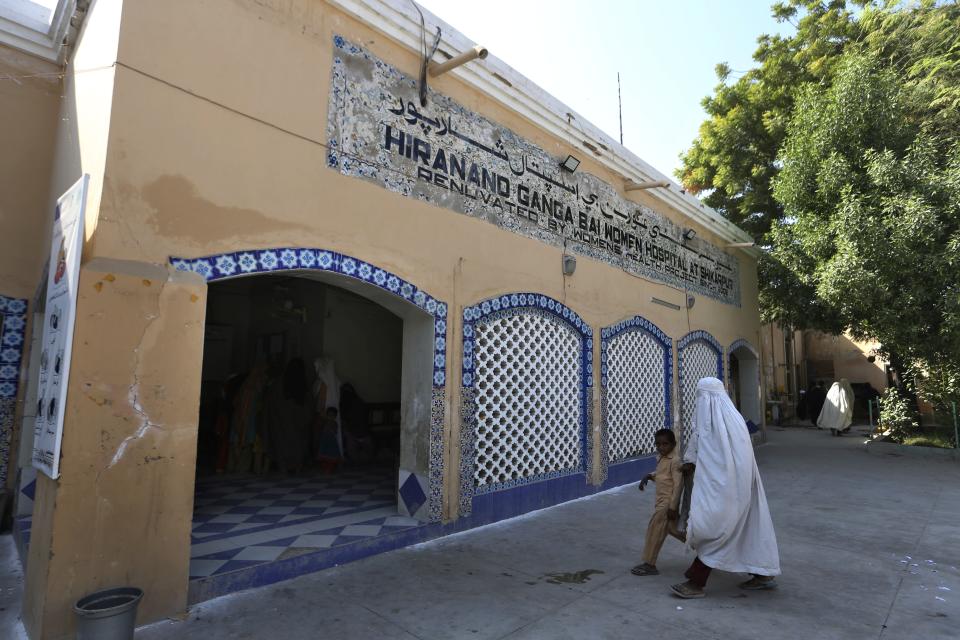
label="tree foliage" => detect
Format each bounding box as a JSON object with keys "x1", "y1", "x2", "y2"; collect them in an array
[
  {"x1": 678, "y1": 0, "x2": 862, "y2": 238},
  {"x1": 679, "y1": 1, "x2": 960, "y2": 404},
  {"x1": 770, "y1": 52, "x2": 960, "y2": 379}
]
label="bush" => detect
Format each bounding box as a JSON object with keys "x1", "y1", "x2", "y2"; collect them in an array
[
  {"x1": 911, "y1": 361, "x2": 960, "y2": 415},
  {"x1": 878, "y1": 387, "x2": 920, "y2": 443}
]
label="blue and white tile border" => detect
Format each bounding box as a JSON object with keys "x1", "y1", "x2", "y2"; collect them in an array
[
  {"x1": 458, "y1": 293, "x2": 593, "y2": 516},
  {"x1": 0, "y1": 294, "x2": 29, "y2": 486},
  {"x1": 598, "y1": 316, "x2": 673, "y2": 485},
  {"x1": 677, "y1": 330, "x2": 724, "y2": 383},
  {"x1": 170, "y1": 248, "x2": 447, "y2": 523}
]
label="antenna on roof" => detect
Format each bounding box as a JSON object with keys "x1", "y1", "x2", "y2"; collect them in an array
[{"x1": 617, "y1": 72, "x2": 623, "y2": 146}]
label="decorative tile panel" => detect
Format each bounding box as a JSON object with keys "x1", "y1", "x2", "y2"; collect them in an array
[
  {"x1": 0, "y1": 294, "x2": 28, "y2": 485},
  {"x1": 600, "y1": 316, "x2": 672, "y2": 481},
  {"x1": 326, "y1": 35, "x2": 741, "y2": 307},
  {"x1": 459, "y1": 294, "x2": 592, "y2": 515},
  {"x1": 171, "y1": 249, "x2": 446, "y2": 522},
  {"x1": 677, "y1": 331, "x2": 724, "y2": 444}
]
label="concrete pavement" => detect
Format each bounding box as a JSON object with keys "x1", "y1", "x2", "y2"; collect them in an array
[{"x1": 6, "y1": 426, "x2": 960, "y2": 639}]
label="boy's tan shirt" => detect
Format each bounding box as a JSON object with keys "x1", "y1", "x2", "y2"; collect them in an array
[{"x1": 653, "y1": 451, "x2": 683, "y2": 511}]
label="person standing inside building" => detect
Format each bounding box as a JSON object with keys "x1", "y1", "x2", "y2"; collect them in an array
[
  {"x1": 631, "y1": 429, "x2": 684, "y2": 576},
  {"x1": 313, "y1": 357, "x2": 343, "y2": 462},
  {"x1": 817, "y1": 378, "x2": 854, "y2": 436},
  {"x1": 267, "y1": 358, "x2": 313, "y2": 474},
  {"x1": 671, "y1": 377, "x2": 781, "y2": 599}
]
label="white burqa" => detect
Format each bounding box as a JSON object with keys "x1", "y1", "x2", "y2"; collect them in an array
[
  {"x1": 683, "y1": 377, "x2": 781, "y2": 576},
  {"x1": 817, "y1": 379, "x2": 854, "y2": 432}
]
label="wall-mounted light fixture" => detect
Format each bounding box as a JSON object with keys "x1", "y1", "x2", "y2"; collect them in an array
[
  {"x1": 651, "y1": 297, "x2": 681, "y2": 310},
  {"x1": 428, "y1": 45, "x2": 489, "y2": 77},
  {"x1": 683, "y1": 228, "x2": 697, "y2": 242},
  {"x1": 560, "y1": 155, "x2": 581, "y2": 173},
  {"x1": 625, "y1": 180, "x2": 670, "y2": 192},
  {"x1": 686, "y1": 294, "x2": 696, "y2": 309},
  {"x1": 562, "y1": 254, "x2": 577, "y2": 276},
  {"x1": 726, "y1": 242, "x2": 755, "y2": 248}
]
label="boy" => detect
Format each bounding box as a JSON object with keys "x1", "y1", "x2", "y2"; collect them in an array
[{"x1": 631, "y1": 428, "x2": 684, "y2": 576}]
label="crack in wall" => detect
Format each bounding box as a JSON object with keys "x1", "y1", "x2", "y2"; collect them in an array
[{"x1": 104, "y1": 278, "x2": 167, "y2": 471}]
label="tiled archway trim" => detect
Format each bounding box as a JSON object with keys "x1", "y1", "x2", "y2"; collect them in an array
[
  {"x1": 677, "y1": 330, "x2": 724, "y2": 446},
  {"x1": 0, "y1": 294, "x2": 28, "y2": 485},
  {"x1": 598, "y1": 316, "x2": 673, "y2": 484},
  {"x1": 170, "y1": 249, "x2": 447, "y2": 522},
  {"x1": 677, "y1": 330, "x2": 725, "y2": 382},
  {"x1": 459, "y1": 293, "x2": 593, "y2": 517}
]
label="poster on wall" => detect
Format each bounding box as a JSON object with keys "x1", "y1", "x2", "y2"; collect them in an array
[
  {"x1": 31, "y1": 175, "x2": 88, "y2": 479},
  {"x1": 326, "y1": 36, "x2": 740, "y2": 306}
]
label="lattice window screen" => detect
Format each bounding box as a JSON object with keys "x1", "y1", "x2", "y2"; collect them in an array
[
  {"x1": 473, "y1": 312, "x2": 582, "y2": 489},
  {"x1": 679, "y1": 341, "x2": 719, "y2": 441},
  {"x1": 606, "y1": 330, "x2": 666, "y2": 462}
]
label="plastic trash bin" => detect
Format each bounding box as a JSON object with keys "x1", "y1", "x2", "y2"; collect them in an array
[{"x1": 74, "y1": 587, "x2": 143, "y2": 640}]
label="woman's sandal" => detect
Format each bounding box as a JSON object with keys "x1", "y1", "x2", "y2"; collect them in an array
[
  {"x1": 630, "y1": 564, "x2": 660, "y2": 576},
  {"x1": 739, "y1": 576, "x2": 778, "y2": 590},
  {"x1": 670, "y1": 582, "x2": 705, "y2": 598}
]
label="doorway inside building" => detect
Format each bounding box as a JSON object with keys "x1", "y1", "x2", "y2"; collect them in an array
[
  {"x1": 189, "y1": 273, "x2": 425, "y2": 582},
  {"x1": 729, "y1": 345, "x2": 761, "y2": 425}
]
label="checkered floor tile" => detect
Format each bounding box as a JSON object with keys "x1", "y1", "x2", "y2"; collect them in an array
[
  {"x1": 189, "y1": 467, "x2": 422, "y2": 579},
  {"x1": 12, "y1": 468, "x2": 422, "y2": 581}
]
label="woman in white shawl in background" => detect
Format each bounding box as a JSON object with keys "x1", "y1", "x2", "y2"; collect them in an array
[
  {"x1": 672, "y1": 377, "x2": 781, "y2": 599},
  {"x1": 817, "y1": 378, "x2": 854, "y2": 436}
]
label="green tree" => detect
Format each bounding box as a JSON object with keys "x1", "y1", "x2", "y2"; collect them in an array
[
  {"x1": 680, "y1": 0, "x2": 960, "y2": 404},
  {"x1": 769, "y1": 53, "x2": 960, "y2": 383},
  {"x1": 678, "y1": 0, "x2": 863, "y2": 239}
]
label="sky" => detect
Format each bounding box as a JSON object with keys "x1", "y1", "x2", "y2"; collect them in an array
[{"x1": 415, "y1": 0, "x2": 794, "y2": 180}]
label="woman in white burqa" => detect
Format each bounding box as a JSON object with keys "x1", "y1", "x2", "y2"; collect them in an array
[
  {"x1": 817, "y1": 378, "x2": 855, "y2": 436},
  {"x1": 672, "y1": 377, "x2": 781, "y2": 599}
]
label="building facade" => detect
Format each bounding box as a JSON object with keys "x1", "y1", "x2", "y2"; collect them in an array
[
  {"x1": 1, "y1": 1, "x2": 765, "y2": 637},
  {"x1": 760, "y1": 323, "x2": 889, "y2": 424}
]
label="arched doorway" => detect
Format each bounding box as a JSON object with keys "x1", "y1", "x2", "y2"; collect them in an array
[
  {"x1": 172, "y1": 249, "x2": 446, "y2": 597},
  {"x1": 728, "y1": 339, "x2": 761, "y2": 426}
]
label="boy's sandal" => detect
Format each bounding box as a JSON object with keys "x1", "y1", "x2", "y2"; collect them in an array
[
  {"x1": 630, "y1": 564, "x2": 659, "y2": 576},
  {"x1": 738, "y1": 576, "x2": 778, "y2": 590},
  {"x1": 670, "y1": 582, "x2": 705, "y2": 599}
]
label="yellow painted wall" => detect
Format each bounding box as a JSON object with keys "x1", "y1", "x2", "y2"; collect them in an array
[
  {"x1": 0, "y1": 47, "x2": 60, "y2": 299},
  {"x1": 805, "y1": 331, "x2": 887, "y2": 391},
  {"x1": 17, "y1": 0, "x2": 764, "y2": 636}
]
